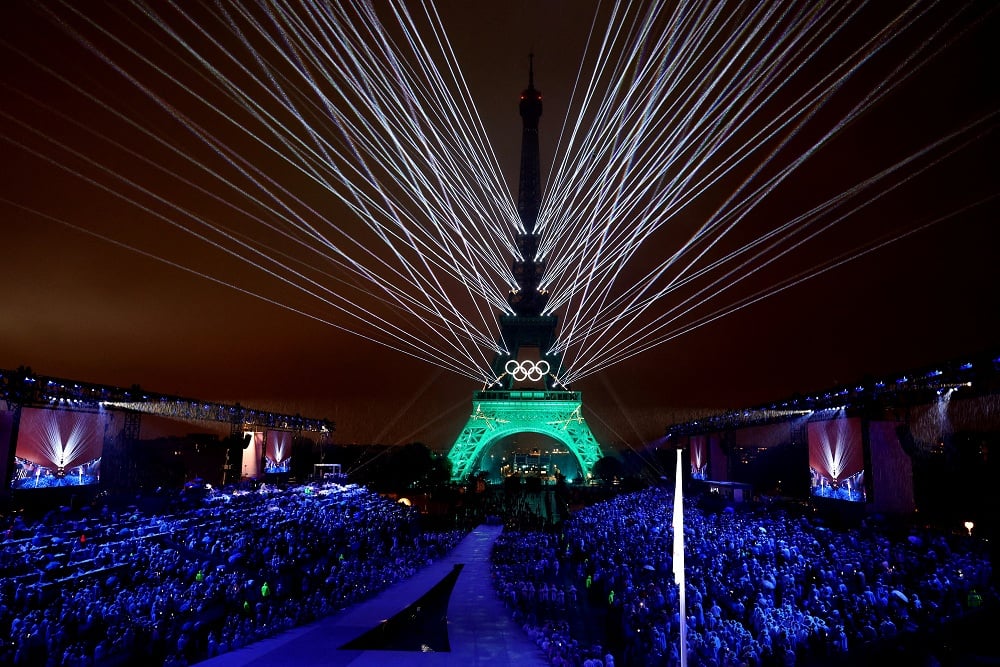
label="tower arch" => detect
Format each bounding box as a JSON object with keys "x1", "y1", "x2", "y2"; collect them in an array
[{"x1": 447, "y1": 390, "x2": 603, "y2": 482}]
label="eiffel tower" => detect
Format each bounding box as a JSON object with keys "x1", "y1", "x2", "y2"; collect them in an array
[{"x1": 447, "y1": 58, "x2": 604, "y2": 482}]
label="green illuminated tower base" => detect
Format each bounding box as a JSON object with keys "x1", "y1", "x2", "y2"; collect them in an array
[{"x1": 448, "y1": 388, "x2": 603, "y2": 481}]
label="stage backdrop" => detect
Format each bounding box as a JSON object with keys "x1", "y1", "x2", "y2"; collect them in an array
[
  {"x1": 868, "y1": 420, "x2": 915, "y2": 514},
  {"x1": 241, "y1": 431, "x2": 265, "y2": 479}
]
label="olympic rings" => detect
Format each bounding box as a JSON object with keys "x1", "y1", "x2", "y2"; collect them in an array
[{"x1": 505, "y1": 359, "x2": 550, "y2": 382}]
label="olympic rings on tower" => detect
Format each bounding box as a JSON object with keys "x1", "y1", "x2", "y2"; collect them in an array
[{"x1": 504, "y1": 359, "x2": 550, "y2": 382}]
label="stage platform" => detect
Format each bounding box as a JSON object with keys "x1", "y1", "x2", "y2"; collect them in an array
[{"x1": 197, "y1": 524, "x2": 548, "y2": 667}]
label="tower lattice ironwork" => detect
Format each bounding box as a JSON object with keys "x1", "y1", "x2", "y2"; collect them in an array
[{"x1": 447, "y1": 59, "x2": 603, "y2": 482}]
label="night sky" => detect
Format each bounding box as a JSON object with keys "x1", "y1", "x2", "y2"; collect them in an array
[{"x1": 2, "y1": 1, "x2": 998, "y2": 451}]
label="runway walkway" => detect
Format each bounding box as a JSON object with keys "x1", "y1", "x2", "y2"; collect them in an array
[{"x1": 198, "y1": 524, "x2": 549, "y2": 667}]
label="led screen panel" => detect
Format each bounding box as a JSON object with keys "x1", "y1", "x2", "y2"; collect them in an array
[
  {"x1": 690, "y1": 435, "x2": 708, "y2": 480},
  {"x1": 265, "y1": 430, "x2": 293, "y2": 473},
  {"x1": 808, "y1": 416, "x2": 866, "y2": 503},
  {"x1": 12, "y1": 407, "x2": 107, "y2": 489}
]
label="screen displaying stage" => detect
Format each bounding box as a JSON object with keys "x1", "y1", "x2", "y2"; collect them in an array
[
  {"x1": 265, "y1": 430, "x2": 293, "y2": 473},
  {"x1": 808, "y1": 416, "x2": 866, "y2": 503},
  {"x1": 11, "y1": 407, "x2": 108, "y2": 489},
  {"x1": 690, "y1": 435, "x2": 708, "y2": 480}
]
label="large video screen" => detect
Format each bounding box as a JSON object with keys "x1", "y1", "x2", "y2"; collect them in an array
[
  {"x1": 11, "y1": 407, "x2": 108, "y2": 489},
  {"x1": 690, "y1": 435, "x2": 708, "y2": 480},
  {"x1": 808, "y1": 416, "x2": 866, "y2": 503},
  {"x1": 265, "y1": 430, "x2": 293, "y2": 473}
]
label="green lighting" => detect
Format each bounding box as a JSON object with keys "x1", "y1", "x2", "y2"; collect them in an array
[{"x1": 447, "y1": 389, "x2": 603, "y2": 481}]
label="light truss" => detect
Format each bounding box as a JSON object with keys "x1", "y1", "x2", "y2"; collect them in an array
[{"x1": 0, "y1": 367, "x2": 333, "y2": 434}]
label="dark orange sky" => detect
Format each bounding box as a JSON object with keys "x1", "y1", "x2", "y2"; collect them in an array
[{"x1": 2, "y1": 1, "x2": 998, "y2": 451}]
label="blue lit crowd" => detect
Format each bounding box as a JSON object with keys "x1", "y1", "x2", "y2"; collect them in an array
[
  {"x1": 491, "y1": 486, "x2": 996, "y2": 667},
  {"x1": 2, "y1": 478, "x2": 995, "y2": 667},
  {"x1": 0, "y1": 483, "x2": 467, "y2": 666}
]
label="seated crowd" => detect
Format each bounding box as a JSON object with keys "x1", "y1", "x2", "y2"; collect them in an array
[
  {"x1": 491, "y1": 486, "x2": 996, "y2": 667},
  {"x1": 2, "y1": 478, "x2": 995, "y2": 667},
  {"x1": 0, "y1": 483, "x2": 467, "y2": 666}
]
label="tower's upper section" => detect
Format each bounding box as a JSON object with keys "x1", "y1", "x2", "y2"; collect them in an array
[
  {"x1": 517, "y1": 54, "x2": 542, "y2": 234},
  {"x1": 508, "y1": 54, "x2": 549, "y2": 317}
]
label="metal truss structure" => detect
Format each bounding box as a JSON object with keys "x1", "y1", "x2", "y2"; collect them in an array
[
  {"x1": 0, "y1": 366, "x2": 334, "y2": 434},
  {"x1": 447, "y1": 389, "x2": 603, "y2": 482}
]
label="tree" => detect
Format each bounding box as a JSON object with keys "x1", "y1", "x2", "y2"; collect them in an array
[
  {"x1": 525, "y1": 475, "x2": 543, "y2": 494},
  {"x1": 504, "y1": 472, "x2": 523, "y2": 496},
  {"x1": 371, "y1": 442, "x2": 450, "y2": 493},
  {"x1": 593, "y1": 455, "x2": 625, "y2": 484}
]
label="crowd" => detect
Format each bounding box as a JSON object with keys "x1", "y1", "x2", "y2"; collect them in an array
[
  {"x1": 0, "y1": 482, "x2": 467, "y2": 666},
  {"x1": 3, "y1": 476, "x2": 995, "y2": 667},
  {"x1": 491, "y1": 486, "x2": 996, "y2": 667}
]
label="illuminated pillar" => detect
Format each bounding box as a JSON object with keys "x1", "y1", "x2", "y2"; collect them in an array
[{"x1": 673, "y1": 447, "x2": 687, "y2": 667}]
